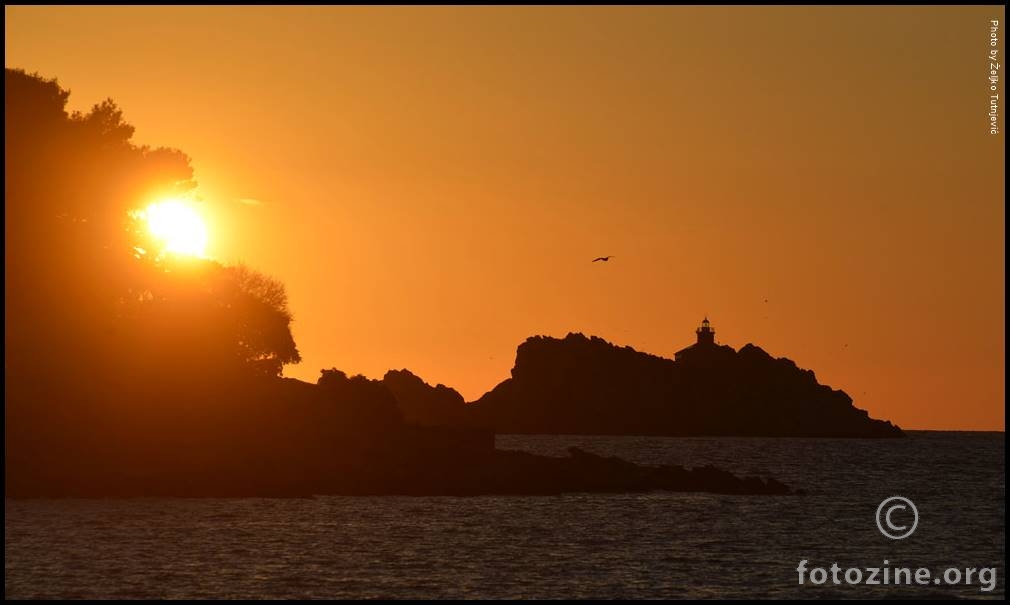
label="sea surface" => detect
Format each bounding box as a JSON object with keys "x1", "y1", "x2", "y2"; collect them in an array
[{"x1": 5, "y1": 431, "x2": 1005, "y2": 599}]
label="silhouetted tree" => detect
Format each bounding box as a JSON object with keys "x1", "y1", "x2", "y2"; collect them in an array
[
  {"x1": 223, "y1": 264, "x2": 301, "y2": 376},
  {"x1": 4, "y1": 68, "x2": 300, "y2": 388}
]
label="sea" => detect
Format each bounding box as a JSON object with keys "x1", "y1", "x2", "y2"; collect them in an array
[{"x1": 5, "y1": 431, "x2": 1005, "y2": 599}]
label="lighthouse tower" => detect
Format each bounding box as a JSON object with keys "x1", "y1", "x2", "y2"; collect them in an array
[
  {"x1": 695, "y1": 317, "x2": 715, "y2": 346},
  {"x1": 675, "y1": 317, "x2": 718, "y2": 361}
]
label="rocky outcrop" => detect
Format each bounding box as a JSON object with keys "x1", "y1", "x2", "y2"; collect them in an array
[
  {"x1": 382, "y1": 369, "x2": 468, "y2": 428},
  {"x1": 476, "y1": 447, "x2": 792, "y2": 496},
  {"x1": 6, "y1": 369, "x2": 794, "y2": 498},
  {"x1": 468, "y1": 333, "x2": 903, "y2": 438}
]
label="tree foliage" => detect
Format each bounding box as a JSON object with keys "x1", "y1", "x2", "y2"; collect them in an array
[{"x1": 4, "y1": 68, "x2": 300, "y2": 388}]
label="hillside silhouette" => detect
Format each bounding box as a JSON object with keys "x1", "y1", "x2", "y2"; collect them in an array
[
  {"x1": 466, "y1": 326, "x2": 903, "y2": 438},
  {"x1": 382, "y1": 369, "x2": 469, "y2": 427},
  {"x1": 4, "y1": 68, "x2": 792, "y2": 498}
]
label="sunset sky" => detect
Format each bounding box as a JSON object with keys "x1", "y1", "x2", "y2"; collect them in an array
[{"x1": 6, "y1": 6, "x2": 1004, "y2": 430}]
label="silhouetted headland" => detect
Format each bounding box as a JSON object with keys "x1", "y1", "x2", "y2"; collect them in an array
[
  {"x1": 4, "y1": 68, "x2": 794, "y2": 498},
  {"x1": 466, "y1": 320, "x2": 903, "y2": 438},
  {"x1": 6, "y1": 369, "x2": 791, "y2": 498}
]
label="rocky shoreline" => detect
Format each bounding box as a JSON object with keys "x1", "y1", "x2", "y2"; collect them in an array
[{"x1": 6, "y1": 445, "x2": 792, "y2": 499}]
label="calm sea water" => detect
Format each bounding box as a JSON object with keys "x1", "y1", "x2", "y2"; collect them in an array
[{"x1": 5, "y1": 431, "x2": 1004, "y2": 599}]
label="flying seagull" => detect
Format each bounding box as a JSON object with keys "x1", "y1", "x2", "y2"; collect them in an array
[{"x1": 592, "y1": 256, "x2": 613, "y2": 262}]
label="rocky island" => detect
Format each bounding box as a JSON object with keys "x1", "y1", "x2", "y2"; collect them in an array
[{"x1": 464, "y1": 319, "x2": 903, "y2": 438}]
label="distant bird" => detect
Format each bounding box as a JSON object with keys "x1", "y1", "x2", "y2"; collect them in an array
[{"x1": 592, "y1": 256, "x2": 613, "y2": 262}]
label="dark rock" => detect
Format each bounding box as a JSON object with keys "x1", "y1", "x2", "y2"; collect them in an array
[
  {"x1": 467, "y1": 332, "x2": 903, "y2": 438},
  {"x1": 382, "y1": 369, "x2": 467, "y2": 428},
  {"x1": 5, "y1": 371, "x2": 794, "y2": 498}
]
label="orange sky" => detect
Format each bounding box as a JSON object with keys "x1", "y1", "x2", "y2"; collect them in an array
[{"x1": 6, "y1": 6, "x2": 1005, "y2": 430}]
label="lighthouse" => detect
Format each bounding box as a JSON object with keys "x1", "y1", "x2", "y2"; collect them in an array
[
  {"x1": 675, "y1": 317, "x2": 718, "y2": 361},
  {"x1": 695, "y1": 317, "x2": 715, "y2": 346}
]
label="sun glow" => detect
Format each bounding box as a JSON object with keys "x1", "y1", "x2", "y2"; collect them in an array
[{"x1": 141, "y1": 199, "x2": 209, "y2": 257}]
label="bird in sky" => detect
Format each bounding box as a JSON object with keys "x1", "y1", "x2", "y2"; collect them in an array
[{"x1": 592, "y1": 256, "x2": 613, "y2": 262}]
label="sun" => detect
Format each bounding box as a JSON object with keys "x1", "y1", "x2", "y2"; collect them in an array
[{"x1": 141, "y1": 199, "x2": 209, "y2": 258}]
